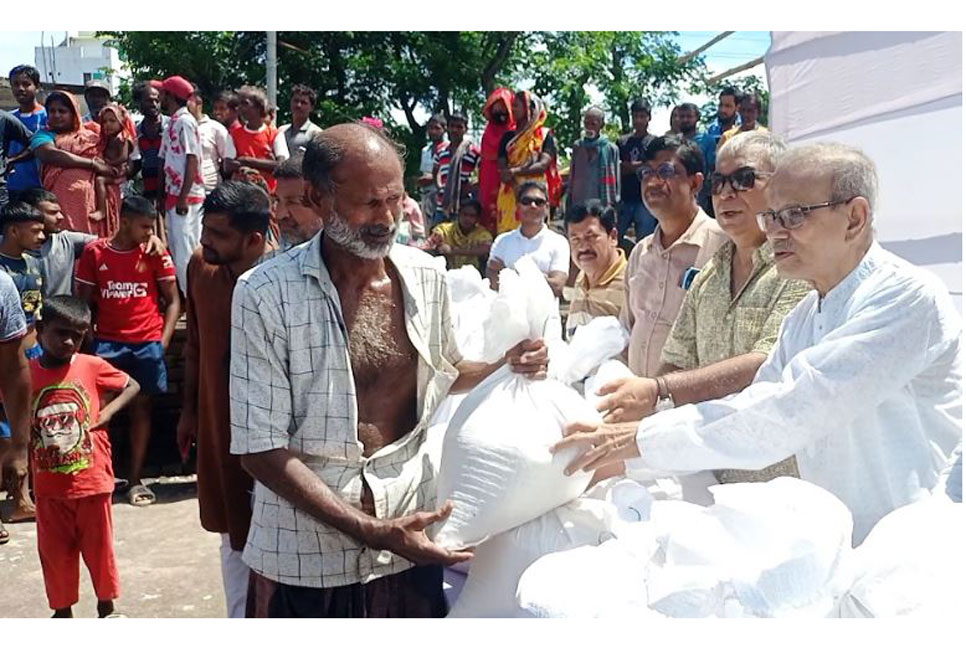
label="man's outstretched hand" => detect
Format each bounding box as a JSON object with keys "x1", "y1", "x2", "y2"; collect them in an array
[{"x1": 367, "y1": 500, "x2": 473, "y2": 566}]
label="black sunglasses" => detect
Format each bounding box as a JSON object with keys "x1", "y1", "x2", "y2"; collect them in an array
[
  {"x1": 519, "y1": 196, "x2": 548, "y2": 207},
  {"x1": 709, "y1": 166, "x2": 772, "y2": 195}
]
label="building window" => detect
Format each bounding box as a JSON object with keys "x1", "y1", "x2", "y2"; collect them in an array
[{"x1": 83, "y1": 72, "x2": 92, "y2": 83}]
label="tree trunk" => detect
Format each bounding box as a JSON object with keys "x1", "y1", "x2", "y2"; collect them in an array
[{"x1": 480, "y1": 32, "x2": 519, "y2": 94}]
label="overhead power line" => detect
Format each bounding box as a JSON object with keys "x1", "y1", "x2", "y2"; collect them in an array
[{"x1": 677, "y1": 31, "x2": 735, "y2": 66}]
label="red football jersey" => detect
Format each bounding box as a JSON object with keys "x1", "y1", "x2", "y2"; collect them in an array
[{"x1": 75, "y1": 240, "x2": 176, "y2": 343}]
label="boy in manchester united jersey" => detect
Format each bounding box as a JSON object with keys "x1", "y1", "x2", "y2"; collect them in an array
[
  {"x1": 30, "y1": 296, "x2": 140, "y2": 617},
  {"x1": 75, "y1": 196, "x2": 180, "y2": 507}
]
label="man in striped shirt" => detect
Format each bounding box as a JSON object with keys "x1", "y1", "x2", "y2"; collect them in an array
[{"x1": 432, "y1": 113, "x2": 480, "y2": 225}]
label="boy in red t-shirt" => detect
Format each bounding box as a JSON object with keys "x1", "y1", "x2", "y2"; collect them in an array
[
  {"x1": 225, "y1": 85, "x2": 289, "y2": 193},
  {"x1": 30, "y1": 295, "x2": 140, "y2": 617},
  {"x1": 75, "y1": 196, "x2": 180, "y2": 507}
]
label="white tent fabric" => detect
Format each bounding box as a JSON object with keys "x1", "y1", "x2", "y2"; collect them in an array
[{"x1": 765, "y1": 32, "x2": 963, "y2": 310}]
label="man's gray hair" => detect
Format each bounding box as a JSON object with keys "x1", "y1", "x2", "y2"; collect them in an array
[
  {"x1": 717, "y1": 130, "x2": 787, "y2": 172},
  {"x1": 302, "y1": 123, "x2": 406, "y2": 193},
  {"x1": 584, "y1": 105, "x2": 606, "y2": 121},
  {"x1": 777, "y1": 142, "x2": 879, "y2": 215}
]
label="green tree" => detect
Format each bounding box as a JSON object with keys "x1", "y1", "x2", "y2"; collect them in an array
[{"x1": 529, "y1": 31, "x2": 705, "y2": 157}]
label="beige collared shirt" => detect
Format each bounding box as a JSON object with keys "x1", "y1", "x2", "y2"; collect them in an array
[
  {"x1": 566, "y1": 249, "x2": 627, "y2": 339},
  {"x1": 619, "y1": 208, "x2": 728, "y2": 377}
]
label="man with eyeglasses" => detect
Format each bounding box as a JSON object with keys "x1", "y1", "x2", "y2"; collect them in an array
[
  {"x1": 618, "y1": 135, "x2": 728, "y2": 378},
  {"x1": 594, "y1": 131, "x2": 809, "y2": 484},
  {"x1": 554, "y1": 142, "x2": 962, "y2": 546},
  {"x1": 486, "y1": 182, "x2": 570, "y2": 299}
]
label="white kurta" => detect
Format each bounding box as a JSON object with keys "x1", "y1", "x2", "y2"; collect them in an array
[{"x1": 626, "y1": 243, "x2": 963, "y2": 544}]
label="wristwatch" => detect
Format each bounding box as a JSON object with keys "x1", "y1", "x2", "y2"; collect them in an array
[{"x1": 654, "y1": 376, "x2": 675, "y2": 412}]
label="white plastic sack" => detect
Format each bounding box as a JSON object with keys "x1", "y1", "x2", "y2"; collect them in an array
[
  {"x1": 448, "y1": 497, "x2": 623, "y2": 617},
  {"x1": 446, "y1": 266, "x2": 496, "y2": 362},
  {"x1": 836, "y1": 496, "x2": 965, "y2": 617},
  {"x1": 515, "y1": 528, "x2": 658, "y2": 618},
  {"x1": 550, "y1": 317, "x2": 629, "y2": 387},
  {"x1": 433, "y1": 365, "x2": 599, "y2": 549},
  {"x1": 647, "y1": 477, "x2": 855, "y2": 617},
  {"x1": 476, "y1": 256, "x2": 558, "y2": 363}
]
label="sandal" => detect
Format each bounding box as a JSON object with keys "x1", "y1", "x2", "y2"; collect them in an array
[
  {"x1": 0, "y1": 520, "x2": 9, "y2": 545},
  {"x1": 127, "y1": 484, "x2": 156, "y2": 507}
]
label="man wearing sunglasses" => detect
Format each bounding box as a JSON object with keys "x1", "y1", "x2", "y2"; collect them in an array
[
  {"x1": 486, "y1": 182, "x2": 570, "y2": 299},
  {"x1": 595, "y1": 131, "x2": 809, "y2": 484},
  {"x1": 555, "y1": 142, "x2": 962, "y2": 546},
  {"x1": 618, "y1": 135, "x2": 728, "y2": 378}
]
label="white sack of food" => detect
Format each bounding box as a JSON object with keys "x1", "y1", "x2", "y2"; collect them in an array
[
  {"x1": 514, "y1": 526, "x2": 659, "y2": 618},
  {"x1": 835, "y1": 496, "x2": 965, "y2": 617},
  {"x1": 448, "y1": 497, "x2": 623, "y2": 617},
  {"x1": 433, "y1": 365, "x2": 599, "y2": 549},
  {"x1": 550, "y1": 317, "x2": 629, "y2": 387},
  {"x1": 446, "y1": 265, "x2": 496, "y2": 362},
  {"x1": 647, "y1": 477, "x2": 854, "y2": 617}
]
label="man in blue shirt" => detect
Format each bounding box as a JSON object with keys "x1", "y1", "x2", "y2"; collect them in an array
[{"x1": 7, "y1": 65, "x2": 47, "y2": 196}]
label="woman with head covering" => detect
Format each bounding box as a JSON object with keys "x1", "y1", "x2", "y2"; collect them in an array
[
  {"x1": 495, "y1": 91, "x2": 562, "y2": 235},
  {"x1": 29, "y1": 91, "x2": 119, "y2": 234},
  {"x1": 478, "y1": 88, "x2": 516, "y2": 234}
]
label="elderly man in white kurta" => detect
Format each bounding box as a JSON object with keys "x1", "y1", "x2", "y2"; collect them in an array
[{"x1": 555, "y1": 142, "x2": 962, "y2": 545}]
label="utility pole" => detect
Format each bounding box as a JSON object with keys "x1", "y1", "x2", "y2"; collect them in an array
[
  {"x1": 707, "y1": 55, "x2": 766, "y2": 85},
  {"x1": 266, "y1": 31, "x2": 278, "y2": 111},
  {"x1": 677, "y1": 31, "x2": 734, "y2": 66}
]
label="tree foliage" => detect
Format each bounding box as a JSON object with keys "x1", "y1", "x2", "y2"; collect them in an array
[{"x1": 101, "y1": 31, "x2": 719, "y2": 176}]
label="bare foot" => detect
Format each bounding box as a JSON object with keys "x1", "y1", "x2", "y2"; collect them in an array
[{"x1": 9, "y1": 502, "x2": 36, "y2": 522}]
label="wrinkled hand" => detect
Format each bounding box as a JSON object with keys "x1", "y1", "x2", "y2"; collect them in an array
[
  {"x1": 437, "y1": 243, "x2": 453, "y2": 255},
  {"x1": 506, "y1": 338, "x2": 549, "y2": 380},
  {"x1": 597, "y1": 376, "x2": 658, "y2": 423},
  {"x1": 551, "y1": 420, "x2": 641, "y2": 476},
  {"x1": 223, "y1": 158, "x2": 241, "y2": 174},
  {"x1": 176, "y1": 411, "x2": 197, "y2": 463},
  {"x1": 369, "y1": 500, "x2": 473, "y2": 566},
  {"x1": 176, "y1": 196, "x2": 189, "y2": 216},
  {"x1": 499, "y1": 168, "x2": 513, "y2": 183}
]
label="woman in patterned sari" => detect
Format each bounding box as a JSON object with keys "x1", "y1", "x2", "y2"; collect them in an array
[
  {"x1": 30, "y1": 91, "x2": 118, "y2": 234},
  {"x1": 495, "y1": 91, "x2": 562, "y2": 234}
]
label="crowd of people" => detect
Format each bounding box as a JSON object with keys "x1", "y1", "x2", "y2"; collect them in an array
[{"x1": 0, "y1": 59, "x2": 960, "y2": 620}]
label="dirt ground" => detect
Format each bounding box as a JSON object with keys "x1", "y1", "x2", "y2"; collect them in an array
[{"x1": 1, "y1": 476, "x2": 226, "y2": 618}]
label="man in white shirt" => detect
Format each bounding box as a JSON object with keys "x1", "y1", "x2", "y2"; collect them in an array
[
  {"x1": 554, "y1": 142, "x2": 962, "y2": 545},
  {"x1": 277, "y1": 84, "x2": 322, "y2": 157},
  {"x1": 159, "y1": 75, "x2": 207, "y2": 292},
  {"x1": 188, "y1": 84, "x2": 236, "y2": 194},
  {"x1": 486, "y1": 182, "x2": 570, "y2": 299}
]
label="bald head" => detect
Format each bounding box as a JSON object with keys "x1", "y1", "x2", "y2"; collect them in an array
[{"x1": 303, "y1": 122, "x2": 405, "y2": 193}]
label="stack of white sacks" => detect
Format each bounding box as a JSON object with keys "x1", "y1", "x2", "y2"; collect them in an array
[{"x1": 429, "y1": 258, "x2": 964, "y2": 618}]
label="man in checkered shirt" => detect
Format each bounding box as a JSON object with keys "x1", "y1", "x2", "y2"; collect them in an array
[{"x1": 230, "y1": 122, "x2": 548, "y2": 618}]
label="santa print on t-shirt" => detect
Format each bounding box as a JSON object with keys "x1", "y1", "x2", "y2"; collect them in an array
[{"x1": 29, "y1": 354, "x2": 130, "y2": 498}]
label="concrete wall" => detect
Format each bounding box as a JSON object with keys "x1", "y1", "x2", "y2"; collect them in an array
[{"x1": 34, "y1": 40, "x2": 124, "y2": 96}]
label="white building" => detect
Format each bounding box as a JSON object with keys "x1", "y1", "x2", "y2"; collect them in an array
[{"x1": 34, "y1": 32, "x2": 126, "y2": 95}]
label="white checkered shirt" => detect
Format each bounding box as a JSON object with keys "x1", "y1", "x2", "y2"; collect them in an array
[{"x1": 229, "y1": 234, "x2": 462, "y2": 588}]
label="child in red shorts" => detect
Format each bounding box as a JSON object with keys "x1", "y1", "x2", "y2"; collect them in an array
[{"x1": 29, "y1": 295, "x2": 140, "y2": 618}]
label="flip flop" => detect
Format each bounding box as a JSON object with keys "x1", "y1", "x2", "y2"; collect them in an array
[
  {"x1": 103, "y1": 612, "x2": 128, "y2": 618},
  {"x1": 0, "y1": 520, "x2": 9, "y2": 545},
  {"x1": 128, "y1": 484, "x2": 156, "y2": 507}
]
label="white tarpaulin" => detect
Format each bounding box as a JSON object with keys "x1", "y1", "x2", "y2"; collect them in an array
[{"x1": 766, "y1": 31, "x2": 963, "y2": 310}]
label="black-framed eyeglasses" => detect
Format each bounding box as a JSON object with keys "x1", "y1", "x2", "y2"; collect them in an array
[
  {"x1": 637, "y1": 162, "x2": 684, "y2": 182},
  {"x1": 519, "y1": 196, "x2": 548, "y2": 207},
  {"x1": 756, "y1": 198, "x2": 855, "y2": 231},
  {"x1": 709, "y1": 166, "x2": 772, "y2": 195}
]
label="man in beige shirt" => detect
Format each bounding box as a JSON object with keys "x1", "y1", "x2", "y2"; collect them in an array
[
  {"x1": 564, "y1": 199, "x2": 627, "y2": 339},
  {"x1": 619, "y1": 135, "x2": 728, "y2": 377}
]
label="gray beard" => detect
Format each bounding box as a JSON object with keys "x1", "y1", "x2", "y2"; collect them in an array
[{"x1": 324, "y1": 209, "x2": 397, "y2": 260}]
